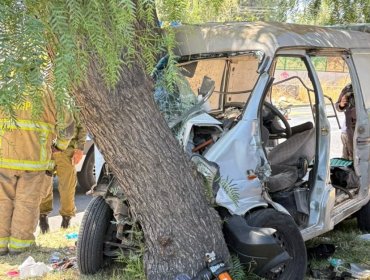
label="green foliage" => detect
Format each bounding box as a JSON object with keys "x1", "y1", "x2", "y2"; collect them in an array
[
  {"x1": 236, "y1": 0, "x2": 297, "y2": 22},
  {"x1": 229, "y1": 254, "x2": 262, "y2": 280},
  {"x1": 292, "y1": 0, "x2": 370, "y2": 25},
  {"x1": 203, "y1": 173, "x2": 240, "y2": 206},
  {"x1": 181, "y1": 0, "x2": 240, "y2": 23},
  {"x1": 198, "y1": 173, "x2": 240, "y2": 206},
  {"x1": 0, "y1": 0, "x2": 303, "y2": 119},
  {"x1": 160, "y1": 28, "x2": 180, "y2": 94},
  {"x1": 307, "y1": 219, "x2": 370, "y2": 276},
  {"x1": 0, "y1": 3, "x2": 48, "y2": 120},
  {"x1": 46, "y1": 0, "x2": 159, "y2": 87},
  {"x1": 0, "y1": 0, "x2": 162, "y2": 117},
  {"x1": 218, "y1": 176, "x2": 240, "y2": 206},
  {"x1": 157, "y1": 0, "x2": 296, "y2": 24},
  {"x1": 229, "y1": 255, "x2": 247, "y2": 280},
  {"x1": 115, "y1": 251, "x2": 146, "y2": 280},
  {"x1": 115, "y1": 223, "x2": 146, "y2": 280},
  {"x1": 156, "y1": 0, "x2": 187, "y2": 23}
]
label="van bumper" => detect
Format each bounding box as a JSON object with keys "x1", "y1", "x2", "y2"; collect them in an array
[{"x1": 223, "y1": 215, "x2": 291, "y2": 275}]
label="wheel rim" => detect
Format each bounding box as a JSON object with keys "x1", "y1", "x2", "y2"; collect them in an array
[
  {"x1": 265, "y1": 231, "x2": 290, "y2": 279},
  {"x1": 103, "y1": 222, "x2": 120, "y2": 258}
]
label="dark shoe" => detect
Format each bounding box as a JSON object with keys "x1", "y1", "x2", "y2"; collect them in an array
[
  {"x1": 0, "y1": 249, "x2": 8, "y2": 256},
  {"x1": 61, "y1": 216, "x2": 71, "y2": 229},
  {"x1": 8, "y1": 250, "x2": 23, "y2": 256},
  {"x1": 39, "y1": 214, "x2": 50, "y2": 234}
]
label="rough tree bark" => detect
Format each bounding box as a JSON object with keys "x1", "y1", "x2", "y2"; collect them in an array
[{"x1": 74, "y1": 57, "x2": 230, "y2": 279}]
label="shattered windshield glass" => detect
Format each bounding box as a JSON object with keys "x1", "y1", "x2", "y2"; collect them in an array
[
  {"x1": 154, "y1": 72, "x2": 198, "y2": 126},
  {"x1": 154, "y1": 54, "x2": 260, "y2": 137}
]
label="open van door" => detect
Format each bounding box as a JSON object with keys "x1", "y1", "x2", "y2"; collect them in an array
[{"x1": 346, "y1": 51, "x2": 370, "y2": 194}]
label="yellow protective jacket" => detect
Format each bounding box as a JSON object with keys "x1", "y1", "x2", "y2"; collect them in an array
[{"x1": 0, "y1": 89, "x2": 75, "y2": 171}]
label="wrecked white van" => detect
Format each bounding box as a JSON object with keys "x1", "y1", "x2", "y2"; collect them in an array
[{"x1": 77, "y1": 22, "x2": 370, "y2": 279}]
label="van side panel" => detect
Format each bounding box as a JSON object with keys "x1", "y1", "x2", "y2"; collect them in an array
[
  {"x1": 351, "y1": 49, "x2": 370, "y2": 109},
  {"x1": 349, "y1": 50, "x2": 370, "y2": 198}
]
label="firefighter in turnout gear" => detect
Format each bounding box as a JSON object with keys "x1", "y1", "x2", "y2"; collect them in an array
[
  {"x1": 39, "y1": 112, "x2": 87, "y2": 232},
  {"x1": 0, "y1": 89, "x2": 74, "y2": 255}
]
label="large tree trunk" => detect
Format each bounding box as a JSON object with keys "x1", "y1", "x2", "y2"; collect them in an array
[{"x1": 75, "y1": 58, "x2": 230, "y2": 279}]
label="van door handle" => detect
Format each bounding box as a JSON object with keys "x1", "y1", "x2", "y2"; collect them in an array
[
  {"x1": 357, "y1": 137, "x2": 370, "y2": 145},
  {"x1": 321, "y1": 127, "x2": 329, "y2": 135}
]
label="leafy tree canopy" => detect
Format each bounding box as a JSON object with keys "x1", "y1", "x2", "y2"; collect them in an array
[
  {"x1": 292, "y1": 0, "x2": 370, "y2": 25},
  {"x1": 3, "y1": 0, "x2": 365, "y2": 119},
  {"x1": 0, "y1": 0, "x2": 299, "y2": 118},
  {"x1": 1, "y1": 0, "x2": 161, "y2": 118}
]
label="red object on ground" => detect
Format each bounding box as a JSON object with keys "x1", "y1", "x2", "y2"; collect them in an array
[{"x1": 6, "y1": 270, "x2": 20, "y2": 277}]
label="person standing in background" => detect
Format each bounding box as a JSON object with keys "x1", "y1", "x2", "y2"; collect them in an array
[
  {"x1": 335, "y1": 83, "x2": 356, "y2": 160},
  {"x1": 39, "y1": 112, "x2": 87, "y2": 233},
  {"x1": 0, "y1": 90, "x2": 74, "y2": 255}
]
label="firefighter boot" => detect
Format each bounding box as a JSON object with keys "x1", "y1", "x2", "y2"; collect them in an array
[
  {"x1": 39, "y1": 214, "x2": 50, "y2": 234},
  {"x1": 61, "y1": 216, "x2": 71, "y2": 229},
  {"x1": 0, "y1": 248, "x2": 8, "y2": 256}
]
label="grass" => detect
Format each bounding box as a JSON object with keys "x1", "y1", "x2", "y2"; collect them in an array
[
  {"x1": 245, "y1": 218, "x2": 370, "y2": 279},
  {"x1": 305, "y1": 218, "x2": 370, "y2": 279},
  {"x1": 0, "y1": 226, "x2": 81, "y2": 280},
  {"x1": 232, "y1": 217, "x2": 370, "y2": 280},
  {"x1": 1, "y1": 218, "x2": 369, "y2": 279},
  {"x1": 0, "y1": 225, "x2": 145, "y2": 280}
]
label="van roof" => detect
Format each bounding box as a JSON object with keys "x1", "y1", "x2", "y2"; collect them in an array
[{"x1": 173, "y1": 22, "x2": 370, "y2": 58}]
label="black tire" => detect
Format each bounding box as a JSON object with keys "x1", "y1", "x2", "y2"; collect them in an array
[
  {"x1": 357, "y1": 200, "x2": 370, "y2": 232},
  {"x1": 77, "y1": 146, "x2": 95, "y2": 192},
  {"x1": 77, "y1": 196, "x2": 113, "y2": 275},
  {"x1": 245, "y1": 208, "x2": 307, "y2": 279}
]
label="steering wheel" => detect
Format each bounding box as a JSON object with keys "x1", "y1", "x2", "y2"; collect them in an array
[{"x1": 263, "y1": 102, "x2": 292, "y2": 139}]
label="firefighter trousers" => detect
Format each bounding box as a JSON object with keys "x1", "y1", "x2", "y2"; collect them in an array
[
  {"x1": 40, "y1": 148, "x2": 77, "y2": 217},
  {"x1": 0, "y1": 169, "x2": 51, "y2": 254}
]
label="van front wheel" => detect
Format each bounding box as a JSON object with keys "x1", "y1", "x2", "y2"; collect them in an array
[
  {"x1": 245, "y1": 209, "x2": 307, "y2": 279},
  {"x1": 77, "y1": 196, "x2": 114, "y2": 274}
]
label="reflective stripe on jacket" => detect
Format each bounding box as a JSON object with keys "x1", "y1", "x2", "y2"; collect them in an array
[{"x1": 0, "y1": 90, "x2": 74, "y2": 171}]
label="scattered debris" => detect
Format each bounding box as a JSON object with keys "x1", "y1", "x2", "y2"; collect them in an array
[
  {"x1": 6, "y1": 269, "x2": 19, "y2": 278},
  {"x1": 309, "y1": 264, "x2": 352, "y2": 279},
  {"x1": 328, "y1": 257, "x2": 344, "y2": 268},
  {"x1": 49, "y1": 252, "x2": 62, "y2": 263},
  {"x1": 19, "y1": 256, "x2": 52, "y2": 279},
  {"x1": 62, "y1": 245, "x2": 76, "y2": 255},
  {"x1": 65, "y1": 232, "x2": 78, "y2": 240},
  {"x1": 193, "y1": 251, "x2": 233, "y2": 280},
  {"x1": 310, "y1": 258, "x2": 370, "y2": 279},
  {"x1": 52, "y1": 257, "x2": 77, "y2": 271},
  {"x1": 358, "y1": 233, "x2": 370, "y2": 241},
  {"x1": 4, "y1": 248, "x2": 79, "y2": 279},
  {"x1": 349, "y1": 263, "x2": 370, "y2": 279}
]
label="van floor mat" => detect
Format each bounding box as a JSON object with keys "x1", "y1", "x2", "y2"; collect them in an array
[{"x1": 330, "y1": 158, "x2": 353, "y2": 168}]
